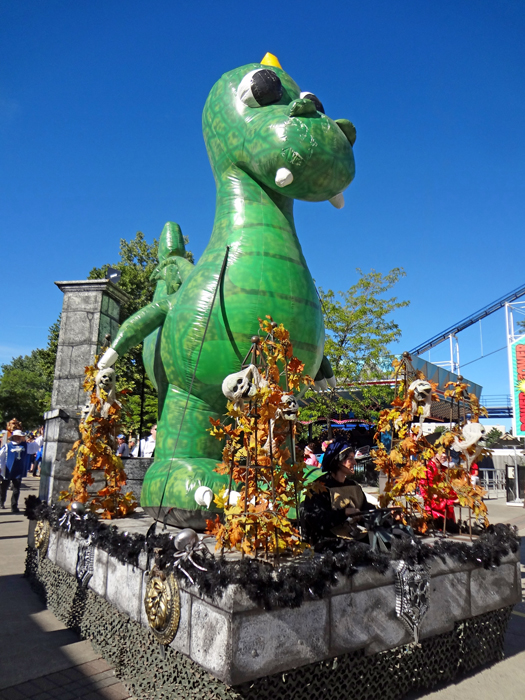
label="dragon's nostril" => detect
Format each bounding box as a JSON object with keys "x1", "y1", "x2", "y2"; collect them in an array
[{"x1": 289, "y1": 98, "x2": 318, "y2": 117}]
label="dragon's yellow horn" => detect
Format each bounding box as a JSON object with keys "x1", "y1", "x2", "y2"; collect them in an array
[{"x1": 260, "y1": 52, "x2": 282, "y2": 69}]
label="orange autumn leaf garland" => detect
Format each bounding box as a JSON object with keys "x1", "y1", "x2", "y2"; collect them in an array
[
  {"x1": 373, "y1": 357, "x2": 489, "y2": 533},
  {"x1": 206, "y1": 317, "x2": 314, "y2": 556},
  {"x1": 59, "y1": 355, "x2": 138, "y2": 519}
]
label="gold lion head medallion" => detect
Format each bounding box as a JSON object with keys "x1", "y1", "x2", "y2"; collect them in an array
[{"x1": 144, "y1": 569, "x2": 181, "y2": 645}]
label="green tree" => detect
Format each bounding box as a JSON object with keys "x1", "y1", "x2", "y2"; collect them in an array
[
  {"x1": 485, "y1": 427, "x2": 503, "y2": 447},
  {"x1": 0, "y1": 317, "x2": 61, "y2": 429},
  {"x1": 88, "y1": 232, "x2": 159, "y2": 435},
  {"x1": 299, "y1": 268, "x2": 409, "y2": 430},
  {"x1": 38, "y1": 317, "x2": 60, "y2": 382},
  {"x1": 0, "y1": 349, "x2": 53, "y2": 428}
]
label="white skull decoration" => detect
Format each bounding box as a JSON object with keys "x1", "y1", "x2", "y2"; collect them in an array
[
  {"x1": 80, "y1": 403, "x2": 92, "y2": 424},
  {"x1": 409, "y1": 379, "x2": 433, "y2": 424},
  {"x1": 95, "y1": 367, "x2": 117, "y2": 417},
  {"x1": 262, "y1": 393, "x2": 299, "y2": 455},
  {"x1": 452, "y1": 422, "x2": 486, "y2": 468},
  {"x1": 96, "y1": 367, "x2": 116, "y2": 395},
  {"x1": 221, "y1": 364, "x2": 267, "y2": 407},
  {"x1": 461, "y1": 422, "x2": 486, "y2": 445},
  {"x1": 276, "y1": 394, "x2": 299, "y2": 421}
]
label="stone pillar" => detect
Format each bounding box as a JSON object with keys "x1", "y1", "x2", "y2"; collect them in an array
[{"x1": 40, "y1": 280, "x2": 130, "y2": 503}]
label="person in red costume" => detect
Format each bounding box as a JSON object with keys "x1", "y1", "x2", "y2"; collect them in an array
[{"x1": 421, "y1": 451, "x2": 459, "y2": 533}]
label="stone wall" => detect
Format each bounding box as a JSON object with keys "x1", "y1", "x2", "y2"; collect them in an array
[
  {"x1": 87, "y1": 458, "x2": 151, "y2": 502},
  {"x1": 39, "y1": 527, "x2": 521, "y2": 687},
  {"x1": 120, "y1": 458, "x2": 151, "y2": 503},
  {"x1": 39, "y1": 280, "x2": 129, "y2": 504}
]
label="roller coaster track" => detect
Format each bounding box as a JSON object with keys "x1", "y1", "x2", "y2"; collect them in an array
[{"x1": 409, "y1": 282, "x2": 525, "y2": 357}]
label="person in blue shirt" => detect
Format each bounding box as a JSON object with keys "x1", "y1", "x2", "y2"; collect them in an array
[
  {"x1": 0, "y1": 430, "x2": 31, "y2": 513},
  {"x1": 33, "y1": 445, "x2": 43, "y2": 477}
]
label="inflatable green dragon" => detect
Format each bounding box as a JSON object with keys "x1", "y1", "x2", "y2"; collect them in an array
[{"x1": 98, "y1": 54, "x2": 356, "y2": 527}]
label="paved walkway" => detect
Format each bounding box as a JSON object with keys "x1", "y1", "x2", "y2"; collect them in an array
[
  {"x1": 0, "y1": 478, "x2": 524, "y2": 699},
  {"x1": 0, "y1": 477, "x2": 133, "y2": 700}
]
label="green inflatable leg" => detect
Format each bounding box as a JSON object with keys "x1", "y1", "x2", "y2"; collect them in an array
[{"x1": 140, "y1": 383, "x2": 231, "y2": 528}]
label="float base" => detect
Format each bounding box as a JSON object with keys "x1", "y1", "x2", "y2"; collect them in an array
[{"x1": 25, "y1": 539, "x2": 518, "y2": 700}]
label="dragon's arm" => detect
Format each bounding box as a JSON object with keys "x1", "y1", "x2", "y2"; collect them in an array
[{"x1": 98, "y1": 297, "x2": 171, "y2": 369}]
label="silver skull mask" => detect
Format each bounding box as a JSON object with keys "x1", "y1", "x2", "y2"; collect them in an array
[
  {"x1": 80, "y1": 403, "x2": 92, "y2": 423},
  {"x1": 96, "y1": 367, "x2": 116, "y2": 394},
  {"x1": 221, "y1": 365, "x2": 266, "y2": 404},
  {"x1": 409, "y1": 379, "x2": 432, "y2": 405},
  {"x1": 277, "y1": 394, "x2": 299, "y2": 421}
]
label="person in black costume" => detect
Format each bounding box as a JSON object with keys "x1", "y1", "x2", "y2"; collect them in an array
[{"x1": 300, "y1": 440, "x2": 376, "y2": 544}]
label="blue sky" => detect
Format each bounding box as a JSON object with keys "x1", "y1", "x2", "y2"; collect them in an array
[{"x1": 1, "y1": 0, "x2": 524, "y2": 423}]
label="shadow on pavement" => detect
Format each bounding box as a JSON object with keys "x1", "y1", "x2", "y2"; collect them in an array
[{"x1": 0, "y1": 475, "x2": 132, "y2": 699}]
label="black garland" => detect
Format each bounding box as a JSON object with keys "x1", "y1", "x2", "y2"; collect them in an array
[
  {"x1": 27, "y1": 498, "x2": 146, "y2": 567},
  {"x1": 388, "y1": 522, "x2": 520, "y2": 570},
  {"x1": 26, "y1": 497, "x2": 520, "y2": 611},
  {"x1": 25, "y1": 494, "x2": 42, "y2": 519}
]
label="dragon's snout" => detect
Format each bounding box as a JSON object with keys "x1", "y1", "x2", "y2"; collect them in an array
[
  {"x1": 288, "y1": 100, "x2": 356, "y2": 149},
  {"x1": 335, "y1": 119, "x2": 357, "y2": 146}
]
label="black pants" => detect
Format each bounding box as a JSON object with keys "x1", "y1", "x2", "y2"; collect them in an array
[
  {"x1": 432, "y1": 516, "x2": 460, "y2": 534},
  {"x1": 0, "y1": 477, "x2": 22, "y2": 511}
]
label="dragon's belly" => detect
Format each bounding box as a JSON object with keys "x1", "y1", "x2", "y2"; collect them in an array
[{"x1": 161, "y1": 254, "x2": 324, "y2": 408}]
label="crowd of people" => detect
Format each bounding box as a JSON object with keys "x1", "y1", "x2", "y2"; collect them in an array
[
  {"x1": 300, "y1": 426, "x2": 375, "y2": 462},
  {"x1": 0, "y1": 421, "x2": 157, "y2": 513},
  {"x1": 115, "y1": 424, "x2": 156, "y2": 459},
  {"x1": 0, "y1": 426, "x2": 43, "y2": 512}
]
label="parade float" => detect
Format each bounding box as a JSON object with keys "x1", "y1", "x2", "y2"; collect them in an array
[{"x1": 26, "y1": 54, "x2": 520, "y2": 700}]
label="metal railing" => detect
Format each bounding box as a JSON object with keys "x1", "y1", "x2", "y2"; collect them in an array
[
  {"x1": 480, "y1": 395, "x2": 512, "y2": 407},
  {"x1": 479, "y1": 468, "x2": 506, "y2": 499}
]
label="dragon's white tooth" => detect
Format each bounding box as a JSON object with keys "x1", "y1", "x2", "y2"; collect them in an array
[
  {"x1": 194, "y1": 485, "x2": 214, "y2": 508},
  {"x1": 226, "y1": 490, "x2": 241, "y2": 506},
  {"x1": 329, "y1": 193, "x2": 345, "y2": 209},
  {"x1": 275, "y1": 167, "x2": 294, "y2": 188}
]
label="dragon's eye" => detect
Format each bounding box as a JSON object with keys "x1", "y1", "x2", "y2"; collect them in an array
[
  {"x1": 300, "y1": 91, "x2": 325, "y2": 114},
  {"x1": 238, "y1": 69, "x2": 283, "y2": 107}
]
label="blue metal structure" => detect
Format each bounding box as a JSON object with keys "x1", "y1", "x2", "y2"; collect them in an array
[
  {"x1": 409, "y1": 282, "x2": 525, "y2": 356},
  {"x1": 480, "y1": 395, "x2": 513, "y2": 419}
]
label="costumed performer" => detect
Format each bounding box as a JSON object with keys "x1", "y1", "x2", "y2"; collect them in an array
[
  {"x1": 300, "y1": 440, "x2": 376, "y2": 544},
  {"x1": 420, "y1": 451, "x2": 459, "y2": 533}
]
